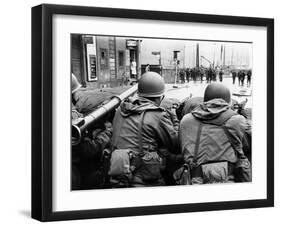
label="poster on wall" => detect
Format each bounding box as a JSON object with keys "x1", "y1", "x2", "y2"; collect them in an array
[{"x1": 86, "y1": 36, "x2": 97, "y2": 81}]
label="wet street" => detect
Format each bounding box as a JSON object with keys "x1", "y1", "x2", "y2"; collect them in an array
[{"x1": 165, "y1": 77, "x2": 252, "y2": 108}]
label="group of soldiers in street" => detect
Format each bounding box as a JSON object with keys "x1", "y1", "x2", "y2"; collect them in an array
[
  {"x1": 231, "y1": 69, "x2": 252, "y2": 86},
  {"x1": 71, "y1": 71, "x2": 252, "y2": 190},
  {"x1": 179, "y1": 66, "x2": 225, "y2": 84},
  {"x1": 179, "y1": 67, "x2": 252, "y2": 86}
]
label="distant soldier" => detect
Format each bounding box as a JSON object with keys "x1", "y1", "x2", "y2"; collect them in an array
[
  {"x1": 178, "y1": 83, "x2": 251, "y2": 184},
  {"x1": 185, "y1": 68, "x2": 190, "y2": 83},
  {"x1": 179, "y1": 69, "x2": 186, "y2": 83},
  {"x1": 240, "y1": 70, "x2": 246, "y2": 86},
  {"x1": 232, "y1": 70, "x2": 237, "y2": 85},
  {"x1": 199, "y1": 67, "x2": 204, "y2": 83},
  {"x1": 247, "y1": 69, "x2": 252, "y2": 86},
  {"x1": 207, "y1": 67, "x2": 212, "y2": 83},
  {"x1": 190, "y1": 68, "x2": 196, "y2": 82},
  {"x1": 110, "y1": 72, "x2": 181, "y2": 187},
  {"x1": 219, "y1": 69, "x2": 223, "y2": 82},
  {"x1": 212, "y1": 68, "x2": 217, "y2": 81},
  {"x1": 238, "y1": 70, "x2": 242, "y2": 86}
]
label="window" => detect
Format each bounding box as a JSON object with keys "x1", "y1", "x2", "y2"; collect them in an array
[{"x1": 100, "y1": 48, "x2": 108, "y2": 68}]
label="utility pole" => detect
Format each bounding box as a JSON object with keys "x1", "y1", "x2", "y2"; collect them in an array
[
  {"x1": 213, "y1": 43, "x2": 216, "y2": 68},
  {"x1": 223, "y1": 45, "x2": 226, "y2": 68},
  {"x1": 183, "y1": 45, "x2": 186, "y2": 68},
  {"x1": 231, "y1": 47, "x2": 234, "y2": 67},
  {"x1": 220, "y1": 44, "x2": 223, "y2": 67},
  {"x1": 196, "y1": 43, "x2": 199, "y2": 68},
  {"x1": 173, "y1": 50, "x2": 180, "y2": 87}
]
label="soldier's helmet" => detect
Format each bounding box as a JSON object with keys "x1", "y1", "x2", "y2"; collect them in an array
[
  {"x1": 72, "y1": 73, "x2": 81, "y2": 94},
  {"x1": 204, "y1": 83, "x2": 231, "y2": 103},
  {"x1": 138, "y1": 72, "x2": 165, "y2": 97}
]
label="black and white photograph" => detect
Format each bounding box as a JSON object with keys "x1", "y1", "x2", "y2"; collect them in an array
[
  {"x1": 71, "y1": 34, "x2": 253, "y2": 190},
  {"x1": 30, "y1": 3, "x2": 274, "y2": 221}
]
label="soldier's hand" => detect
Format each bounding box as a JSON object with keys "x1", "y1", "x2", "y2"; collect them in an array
[
  {"x1": 104, "y1": 121, "x2": 113, "y2": 133},
  {"x1": 92, "y1": 128, "x2": 103, "y2": 138}
]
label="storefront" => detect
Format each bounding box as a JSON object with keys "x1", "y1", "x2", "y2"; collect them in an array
[{"x1": 71, "y1": 35, "x2": 141, "y2": 89}]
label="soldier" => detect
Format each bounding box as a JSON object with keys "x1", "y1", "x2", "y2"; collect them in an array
[
  {"x1": 206, "y1": 67, "x2": 212, "y2": 83},
  {"x1": 178, "y1": 83, "x2": 251, "y2": 184},
  {"x1": 240, "y1": 70, "x2": 246, "y2": 86},
  {"x1": 185, "y1": 68, "x2": 190, "y2": 83},
  {"x1": 71, "y1": 73, "x2": 113, "y2": 190},
  {"x1": 247, "y1": 69, "x2": 252, "y2": 86},
  {"x1": 179, "y1": 69, "x2": 186, "y2": 83},
  {"x1": 238, "y1": 70, "x2": 245, "y2": 86},
  {"x1": 160, "y1": 97, "x2": 185, "y2": 185},
  {"x1": 237, "y1": 70, "x2": 241, "y2": 86},
  {"x1": 190, "y1": 68, "x2": 194, "y2": 82},
  {"x1": 219, "y1": 69, "x2": 223, "y2": 82},
  {"x1": 110, "y1": 72, "x2": 181, "y2": 187},
  {"x1": 199, "y1": 67, "x2": 204, "y2": 83},
  {"x1": 232, "y1": 70, "x2": 237, "y2": 85},
  {"x1": 72, "y1": 120, "x2": 113, "y2": 190},
  {"x1": 212, "y1": 68, "x2": 217, "y2": 81},
  {"x1": 72, "y1": 73, "x2": 106, "y2": 115},
  {"x1": 177, "y1": 97, "x2": 203, "y2": 120}
]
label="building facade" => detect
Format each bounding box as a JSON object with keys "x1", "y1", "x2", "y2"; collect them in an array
[
  {"x1": 72, "y1": 35, "x2": 253, "y2": 87},
  {"x1": 71, "y1": 35, "x2": 141, "y2": 89}
]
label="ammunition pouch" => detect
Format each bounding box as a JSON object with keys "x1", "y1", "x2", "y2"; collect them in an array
[
  {"x1": 233, "y1": 157, "x2": 251, "y2": 182},
  {"x1": 191, "y1": 161, "x2": 235, "y2": 184},
  {"x1": 136, "y1": 151, "x2": 164, "y2": 182},
  {"x1": 108, "y1": 149, "x2": 132, "y2": 176}
]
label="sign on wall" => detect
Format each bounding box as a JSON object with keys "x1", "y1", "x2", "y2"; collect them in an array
[{"x1": 85, "y1": 36, "x2": 97, "y2": 81}]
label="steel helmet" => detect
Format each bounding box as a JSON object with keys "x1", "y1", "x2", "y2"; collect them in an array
[
  {"x1": 204, "y1": 83, "x2": 231, "y2": 103},
  {"x1": 138, "y1": 72, "x2": 165, "y2": 97},
  {"x1": 72, "y1": 73, "x2": 81, "y2": 94}
]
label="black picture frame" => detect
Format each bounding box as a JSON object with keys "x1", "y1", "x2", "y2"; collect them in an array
[{"x1": 32, "y1": 4, "x2": 274, "y2": 222}]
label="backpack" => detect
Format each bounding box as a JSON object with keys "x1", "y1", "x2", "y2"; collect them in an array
[
  {"x1": 174, "y1": 109, "x2": 251, "y2": 184},
  {"x1": 109, "y1": 111, "x2": 164, "y2": 185}
]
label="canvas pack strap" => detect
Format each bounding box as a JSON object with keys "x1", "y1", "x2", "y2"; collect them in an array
[
  {"x1": 222, "y1": 124, "x2": 245, "y2": 158},
  {"x1": 192, "y1": 109, "x2": 236, "y2": 168},
  {"x1": 191, "y1": 121, "x2": 203, "y2": 168},
  {"x1": 137, "y1": 111, "x2": 146, "y2": 155}
]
